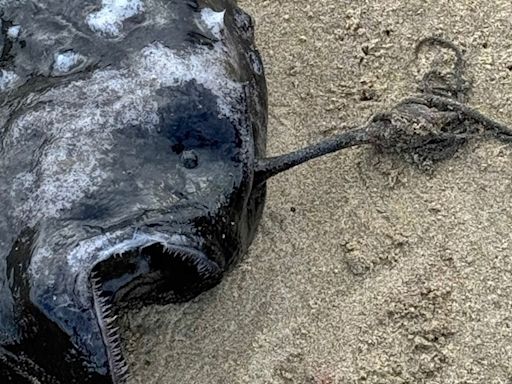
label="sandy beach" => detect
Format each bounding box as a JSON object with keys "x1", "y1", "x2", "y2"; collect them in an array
[{"x1": 124, "y1": 1, "x2": 512, "y2": 383}]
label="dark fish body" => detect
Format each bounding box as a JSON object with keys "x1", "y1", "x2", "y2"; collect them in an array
[{"x1": 0, "y1": 1, "x2": 267, "y2": 382}]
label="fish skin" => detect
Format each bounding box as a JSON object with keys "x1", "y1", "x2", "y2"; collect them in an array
[{"x1": 0, "y1": 0, "x2": 267, "y2": 382}]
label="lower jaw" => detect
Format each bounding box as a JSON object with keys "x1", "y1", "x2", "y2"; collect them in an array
[
  {"x1": 91, "y1": 276, "x2": 129, "y2": 384},
  {"x1": 90, "y1": 243, "x2": 223, "y2": 383}
]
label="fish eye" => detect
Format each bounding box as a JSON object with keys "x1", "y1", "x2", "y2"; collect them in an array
[{"x1": 180, "y1": 150, "x2": 199, "y2": 169}]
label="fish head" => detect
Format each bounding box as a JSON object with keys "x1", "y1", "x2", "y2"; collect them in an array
[
  {"x1": 1, "y1": 0, "x2": 268, "y2": 378},
  {"x1": 2, "y1": 68, "x2": 262, "y2": 384}
]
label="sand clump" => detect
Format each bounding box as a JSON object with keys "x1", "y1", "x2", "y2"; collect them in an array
[{"x1": 124, "y1": 1, "x2": 512, "y2": 383}]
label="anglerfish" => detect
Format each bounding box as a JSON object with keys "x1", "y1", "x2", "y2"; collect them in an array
[{"x1": 4, "y1": 1, "x2": 496, "y2": 384}]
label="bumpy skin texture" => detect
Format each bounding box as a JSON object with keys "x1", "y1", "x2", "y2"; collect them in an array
[{"x1": 0, "y1": 0, "x2": 267, "y2": 382}]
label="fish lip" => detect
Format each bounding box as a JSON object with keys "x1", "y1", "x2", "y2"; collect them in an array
[{"x1": 89, "y1": 240, "x2": 222, "y2": 383}]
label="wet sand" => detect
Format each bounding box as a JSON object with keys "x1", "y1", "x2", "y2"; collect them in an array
[{"x1": 125, "y1": 1, "x2": 512, "y2": 383}]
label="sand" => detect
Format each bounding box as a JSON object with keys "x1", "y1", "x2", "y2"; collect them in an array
[{"x1": 124, "y1": 1, "x2": 512, "y2": 383}]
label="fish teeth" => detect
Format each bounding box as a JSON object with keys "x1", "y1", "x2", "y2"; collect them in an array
[
  {"x1": 107, "y1": 332, "x2": 120, "y2": 342},
  {"x1": 90, "y1": 273, "x2": 129, "y2": 383},
  {"x1": 115, "y1": 362, "x2": 130, "y2": 381}
]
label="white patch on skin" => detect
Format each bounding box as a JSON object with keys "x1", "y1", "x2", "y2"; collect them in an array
[
  {"x1": 10, "y1": 172, "x2": 36, "y2": 218},
  {"x1": 200, "y1": 8, "x2": 225, "y2": 39},
  {"x1": 7, "y1": 69, "x2": 159, "y2": 221},
  {"x1": 7, "y1": 25, "x2": 21, "y2": 39},
  {"x1": 0, "y1": 70, "x2": 19, "y2": 92},
  {"x1": 53, "y1": 50, "x2": 84, "y2": 74},
  {"x1": 98, "y1": 232, "x2": 168, "y2": 259},
  {"x1": 86, "y1": 0, "x2": 145, "y2": 37},
  {"x1": 137, "y1": 42, "x2": 241, "y2": 117},
  {"x1": 66, "y1": 232, "x2": 188, "y2": 274},
  {"x1": 10, "y1": 172, "x2": 35, "y2": 197},
  {"x1": 67, "y1": 235, "x2": 117, "y2": 271},
  {"x1": 29, "y1": 245, "x2": 57, "y2": 287}
]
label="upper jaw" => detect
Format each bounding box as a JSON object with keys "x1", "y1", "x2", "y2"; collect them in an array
[{"x1": 90, "y1": 232, "x2": 223, "y2": 303}]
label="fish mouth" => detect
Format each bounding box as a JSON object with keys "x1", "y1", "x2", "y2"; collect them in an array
[{"x1": 90, "y1": 242, "x2": 221, "y2": 383}]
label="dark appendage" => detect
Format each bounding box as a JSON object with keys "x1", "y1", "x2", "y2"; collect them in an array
[
  {"x1": 254, "y1": 128, "x2": 370, "y2": 183},
  {"x1": 255, "y1": 37, "x2": 512, "y2": 180}
]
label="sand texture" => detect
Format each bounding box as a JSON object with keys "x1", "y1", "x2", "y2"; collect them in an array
[{"x1": 124, "y1": 1, "x2": 512, "y2": 383}]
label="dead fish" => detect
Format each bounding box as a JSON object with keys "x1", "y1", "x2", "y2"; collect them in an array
[
  {"x1": 3, "y1": 1, "x2": 511, "y2": 384},
  {"x1": 0, "y1": 0, "x2": 366, "y2": 383}
]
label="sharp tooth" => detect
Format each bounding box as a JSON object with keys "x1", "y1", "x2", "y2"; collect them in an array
[
  {"x1": 119, "y1": 365, "x2": 129, "y2": 375},
  {"x1": 110, "y1": 342, "x2": 121, "y2": 352},
  {"x1": 91, "y1": 274, "x2": 129, "y2": 384},
  {"x1": 107, "y1": 330, "x2": 116, "y2": 338},
  {"x1": 99, "y1": 295, "x2": 109, "y2": 302},
  {"x1": 101, "y1": 306, "x2": 111, "y2": 315},
  {"x1": 108, "y1": 330, "x2": 119, "y2": 339}
]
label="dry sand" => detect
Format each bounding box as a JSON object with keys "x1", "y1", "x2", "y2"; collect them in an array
[{"x1": 124, "y1": 1, "x2": 512, "y2": 383}]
